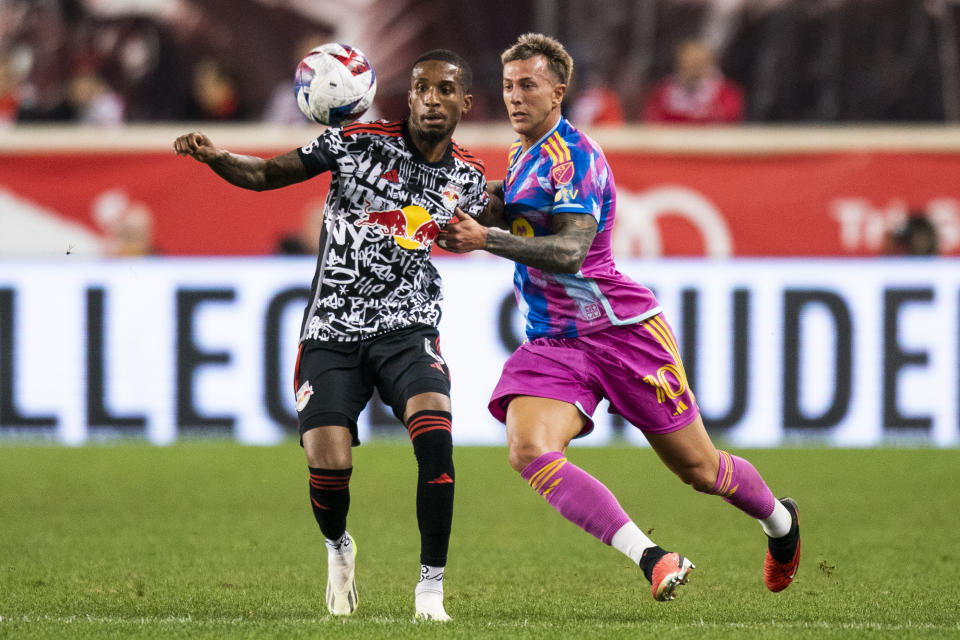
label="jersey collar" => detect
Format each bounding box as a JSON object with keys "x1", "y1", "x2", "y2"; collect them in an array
[
  {"x1": 509, "y1": 115, "x2": 565, "y2": 169},
  {"x1": 402, "y1": 119, "x2": 455, "y2": 168}
]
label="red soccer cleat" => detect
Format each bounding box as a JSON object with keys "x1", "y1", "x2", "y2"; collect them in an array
[
  {"x1": 651, "y1": 552, "x2": 695, "y2": 601},
  {"x1": 764, "y1": 498, "x2": 801, "y2": 592}
]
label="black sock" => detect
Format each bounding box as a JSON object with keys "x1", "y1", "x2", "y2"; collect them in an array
[
  {"x1": 768, "y1": 510, "x2": 799, "y2": 564},
  {"x1": 639, "y1": 546, "x2": 668, "y2": 583},
  {"x1": 308, "y1": 466, "x2": 352, "y2": 541},
  {"x1": 407, "y1": 410, "x2": 454, "y2": 567}
]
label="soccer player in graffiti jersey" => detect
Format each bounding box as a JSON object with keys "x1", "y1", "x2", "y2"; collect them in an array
[
  {"x1": 174, "y1": 49, "x2": 488, "y2": 621},
  {"x1": 438, "y1": 33, "x2": 800, "y2": 601}
]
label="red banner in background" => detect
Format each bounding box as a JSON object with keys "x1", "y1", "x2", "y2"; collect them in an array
[
  {"x1": 1, "y1": 151, "x2": 332, "y2": 256},
  {"x1": 605, "y1": 151, "x2": 960, "y2": 257},
  {"x1": 3, "y1": 147, "x2": 960, "y2": 256}
]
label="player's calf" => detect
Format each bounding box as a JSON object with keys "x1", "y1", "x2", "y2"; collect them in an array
[{"x1": 408, "y1": 411, "x2": 454, "y2": 619}]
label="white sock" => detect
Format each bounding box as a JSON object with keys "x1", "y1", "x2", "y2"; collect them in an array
[
  {"x1": 610, "y1": 521, "x2": 656, "y2": 565},
  {"x1": 325, "y1": 532, "x2": 350, "y2": 553},
  {"x1": 415, "y1": 564, "x2": 444, "y2": 595},
  {"x1": 759, "y1": 501, "x2": 793, "y2": 538}
]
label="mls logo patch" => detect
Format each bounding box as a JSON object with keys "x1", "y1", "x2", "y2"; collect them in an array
[
  {"x1": 296, "y1": 381, "x2": 314, "y2": 412},
  {"x1": 551, "y1": 161, "x2": 574, "y2": 185}
]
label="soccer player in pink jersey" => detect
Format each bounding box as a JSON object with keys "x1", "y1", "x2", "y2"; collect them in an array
[{"x1": 438, "y1": 33, "x2": 800, "y2": 600}]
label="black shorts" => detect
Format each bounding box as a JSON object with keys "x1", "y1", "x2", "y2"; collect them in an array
[{"x1": 293, "y1": 324, "x2": 451, "y2": 445}]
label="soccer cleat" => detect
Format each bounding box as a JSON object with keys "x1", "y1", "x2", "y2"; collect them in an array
[
  {"x1": 326, "y1": 533, "x2": 358, "y2": 615},
  {"x1": 765, "y1": 497, "x2": 801, "y2": 592},
  {"x1": 414, "y1": 591, "x2": 451, "y2": 622},
  {"x1": 650, "y1": 552, "x2": 695, "y2": 601}
]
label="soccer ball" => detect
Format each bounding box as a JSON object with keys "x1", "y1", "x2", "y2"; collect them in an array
[{"x1": 295, "y1": 43, "x2": 377, "y2": 126}]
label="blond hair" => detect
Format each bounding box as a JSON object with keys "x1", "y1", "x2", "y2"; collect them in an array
[{"x1": 500, "y1": 32, "x2": 573, "y2": 86}]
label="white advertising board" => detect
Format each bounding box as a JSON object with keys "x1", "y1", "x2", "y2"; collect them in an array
[{"x1": 1, "y1": 257, "x2": 956, "y2": 447}]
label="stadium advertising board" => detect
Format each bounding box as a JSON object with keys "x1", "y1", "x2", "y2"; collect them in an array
[
  {"x1": 0, "y1": 258, "x2": 957, "y2": 447},
  {"x1": 3, "y1": 136, "x2": 960, "y2": 258}
]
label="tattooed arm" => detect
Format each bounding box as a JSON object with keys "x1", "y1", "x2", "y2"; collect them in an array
[
  {"x1": 485, "y1": 212, "x2": 597, "y2": 273},
  {"x1": 173, "y1": 131, "x2": 309, "y2": 191},
  {"x1": 439, "y1": 209, "x2": 597, "y2": 274}
]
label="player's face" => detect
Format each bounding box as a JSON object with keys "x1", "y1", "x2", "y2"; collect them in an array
[
  {"x1": 502, "y1": 55, "x2": 565, "y2": 143},
  {"x1": 408, "y1": 60, "x2": 472, "y2": 144}
]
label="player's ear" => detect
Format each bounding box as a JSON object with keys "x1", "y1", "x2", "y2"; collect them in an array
[
  {"x1": 461, "y1": 92, "x2": 473, "y2": 114},
  {"x1": 553, "y1": 83, "x2": 566, "y2": 107}
]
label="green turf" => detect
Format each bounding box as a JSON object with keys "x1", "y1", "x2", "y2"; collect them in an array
[{"x1": 1, "y1": 442, "x2": 958, "y2": 639}]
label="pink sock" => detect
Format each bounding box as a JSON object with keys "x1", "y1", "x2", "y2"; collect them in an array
[
  {"x1": 710, "y1": 450, "x2": 776, "y2": 519},
  {"x1": 521, "y1": 451, "x2": 630, "y2": 544}
]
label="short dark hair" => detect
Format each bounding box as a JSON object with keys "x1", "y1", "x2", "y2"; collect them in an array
[{"x1": 413, "y1": 49, "x2": 473, "y2": 93}]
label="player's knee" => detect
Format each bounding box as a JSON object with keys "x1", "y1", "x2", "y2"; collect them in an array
[
  {"x1": 305, "y1": 448, "x2": 351, "y2": 470},
  {"x1": 507, "y1": 441, "x2": 544, "y2": 474},
  {"x1": 674, "y1": 461, "x2": 717, "y2": 492},
  {"x1": 304, "y1": 439, "x2": 352, "y2": 469},
  {"x1": 302, "y1": 424, "x2": 354, "y2": 468}
]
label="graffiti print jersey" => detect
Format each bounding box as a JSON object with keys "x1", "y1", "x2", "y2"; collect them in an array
[
  {"x1": 296, "y1": 119, "x2": 486, "y2": 342},
  {"x1": 503, "y1": 116, "x2": 659, "y2": 339}
]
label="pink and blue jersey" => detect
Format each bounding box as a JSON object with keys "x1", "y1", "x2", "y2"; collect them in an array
[{"x1": 503, "y1": 116, "x2": 660, "y2": 339}]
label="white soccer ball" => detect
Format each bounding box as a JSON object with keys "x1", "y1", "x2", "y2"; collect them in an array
[{"x1": 294, "y1": 43, "x2": 377, "y2": 126}]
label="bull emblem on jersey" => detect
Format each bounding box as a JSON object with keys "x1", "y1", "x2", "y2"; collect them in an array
[
  {"x1": 441, "y1": 183, "x2": 462, "y2": 209},
  {"x1": 357, "y1": 203, "x2": 440, "y2": 250}
]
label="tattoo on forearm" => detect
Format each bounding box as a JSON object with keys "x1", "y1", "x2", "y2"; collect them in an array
[{"x1": 484, "y1": 213, "x2": 597, "y2": 273}]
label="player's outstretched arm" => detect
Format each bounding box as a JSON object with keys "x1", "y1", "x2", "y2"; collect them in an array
[
  {"x1": 439, "y1": 209, "x2": 597, "y2": 274},
  {"x1": 483, "y1": 212, "x2": 597, "y2": 273},
  {"x1": 173, "y1": 131, "x2": 309, "y2": 191}
]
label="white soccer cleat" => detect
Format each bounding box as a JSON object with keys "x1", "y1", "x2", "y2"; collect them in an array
[
  {"x1": 414, "y1": 590, "x2": 451, "y2": 622},
  {"x1": 326, "y1": 533, "x2": 358, "y2": 615}
]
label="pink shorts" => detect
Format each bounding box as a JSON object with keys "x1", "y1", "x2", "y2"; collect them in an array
[{"x1": 488, "y1": 314, "x2": 700, "y2": 437}]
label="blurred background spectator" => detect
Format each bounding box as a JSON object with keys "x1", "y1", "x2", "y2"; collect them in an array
[
  {"x1": 93, "y1": 189, "x2": 158, "y2": 257},
  {"x1": 275, "y1": 198, "x2": 325, "y2": 255},
  {"x1": 885, "y1": 211, "x2": 941, "y2": 256},
  {"x1": 66, "y1": 64, "x2": 124, "y2": 124},
  {"x1": 180, "y1": 57, "x2": 249, "y2": 121},
  {"x1": 1, "y1": 0, "x2": 960, "y2": 125},
  {"x1": 642, "y1": 38, "x2": 744, "y2": 124},
  {"x1": 0, "y1": 50, "x2": 28, "y2": 125},
  {"x1": 570, "y1": 70, "x2": 626, "y2": 126}
]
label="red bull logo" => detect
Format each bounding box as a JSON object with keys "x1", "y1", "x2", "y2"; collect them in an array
[
  {"x1": 357, "y1": 204, "x2": 440, "y2": 250},
  {"x1": 441, "y1": 183, "x2": 462, "y2": 208}
]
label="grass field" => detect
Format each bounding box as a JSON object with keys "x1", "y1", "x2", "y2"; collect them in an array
[{"x1": 1, "y1": 442, "x2": 958, "y2": 639}]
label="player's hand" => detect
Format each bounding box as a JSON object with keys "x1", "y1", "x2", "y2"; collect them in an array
[
  {"x1": 437, "y1": 208, "x2": 487, "y2": 253},
  {"x1": 173, "y1": 131, "x2": 219, "y2": 163}
]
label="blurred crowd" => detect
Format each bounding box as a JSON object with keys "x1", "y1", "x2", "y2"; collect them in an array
[
  {"x1": 0, "y1": 0, "x2": 335, "y2": 126},
  {"x1": 1, "y1": 0, "x2": 959, "y2": 128}
]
